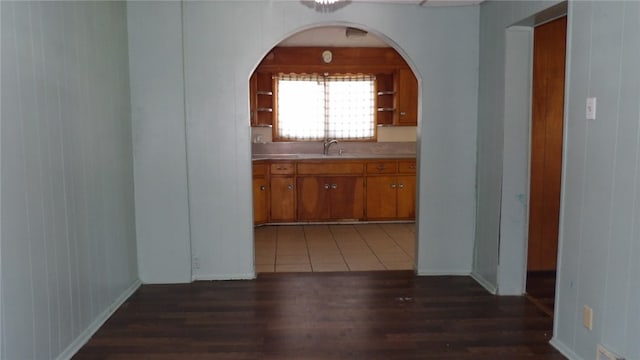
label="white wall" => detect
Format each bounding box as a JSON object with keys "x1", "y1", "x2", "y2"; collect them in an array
[
  {"x1": 128, "y1": 0, "x2": 480, "y2": 281},
  {"x1": 496, "y1": 26, "x2": 533, "y2": 295},
  {"x1": 552, "y1": 2, "x2": 640, "y2": 359},
  {"x1": 474, "y1": 0, "x2": 561, "y2": 291},
  {"x1": 127, "y1": 2, "x2": 192, "y2": 284},
  {"x1": 476, "y1": 1, "x2": 640, "y2": 359},
  {"x1": 1, "y1": 2, "x2": 139, "y2": 359}
]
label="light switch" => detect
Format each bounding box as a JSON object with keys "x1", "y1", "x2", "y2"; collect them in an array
[{"x1": 586, "y1": 97, "x2": 597, "y2": 120}]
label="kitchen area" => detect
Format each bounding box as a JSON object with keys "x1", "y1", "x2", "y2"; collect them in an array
[{"x1": 250, "y1": 27, "x2": 418, "y2": 273}]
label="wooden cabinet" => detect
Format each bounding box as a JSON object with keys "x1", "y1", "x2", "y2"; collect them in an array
[
  {"x1": 252, "y1": 162, "x2": 269, "y2": 225},
  {"x1": 376, "y1": 73, "x2": 395, "y2": 126},
  {"x1": 365, "y1": 176, "x2": 398, "y2": 219},
  {"x1": 397, "y1": 68, "x2": 418, "y2": 126},
  {"x1": 252, "y1": 158, "x2": 414, "y2": 224},
  {"x1": 365, "y1": 160, "x2": 416, "y2": 220},
  {"x1": 396, "y1": 175, "x2": 416, "y2": 219},
  {"x1": 250, "y1": 71, "x2": 273, "y2": 126},
  {"x1": 269, "y1": 162, "x2": 296, "y2": 222},
  {"x1": 375, "y1": 69, "x2": 417, "y2": 127},
  {"x1": 297, "y1": 160, "x2": 364, "y2": 222},
  {"x1": 297, "y1": 176, "x2": 364, "y2": 221},
  {"x1": 251, "y1": 46, "x2": 418, "y2": 128},
  {"x1": 270, "y1": 176, "x2": 296, "y2": 222}
]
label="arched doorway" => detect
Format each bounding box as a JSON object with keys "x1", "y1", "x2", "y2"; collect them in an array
[{"x1": 249, "y1": 25, "x2": 419, "y2": 274}]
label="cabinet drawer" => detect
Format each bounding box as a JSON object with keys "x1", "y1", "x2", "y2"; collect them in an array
[
  {"x1": 297, "y1": 161, "x2": 364, "y2": 175},
  {"x1": 270, "y1": 162, "x2": 295, "y2": 175},
  {"x1": 398, "y1": 160, "x2": 417, "y2": 174},
  {"x1": 253, "y1": 162, "x2": 268, "y2": 176},
  {"x1": 366, "y1": 161, "x2": 397, "y2": 174}
]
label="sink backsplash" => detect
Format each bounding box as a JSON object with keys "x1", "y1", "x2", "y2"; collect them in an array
[{"x1": 252, "y1": 141, "x2": 416, "y2": 157}]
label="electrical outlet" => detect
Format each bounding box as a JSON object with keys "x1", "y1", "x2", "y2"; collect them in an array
[{"x1": 583, "y1": 305, "x2": 593, "y2": 330}]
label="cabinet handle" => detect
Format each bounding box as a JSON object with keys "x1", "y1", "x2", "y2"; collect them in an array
[
  {"x1": 287, "y1": 184, "x2": 293, "y2": 190},
  {"x1": 391, "y1": 183, "x2": 397, "y2": 189},
  {"x1": 398, "y1": 183, "x2": 404, "y2": 189},
  {"x1": 260, "y1": 185, "x2": 266, "y2": 191},
  {"x1": 376, "y1": 165, "x2": 385, "y2": 171},
  {"x1": 331, "y1": 184, "x2": 338, "y2": 189},
  {"x1": 324, "y1": 184, "x2": 330, "y2": 190},
  {"x1": 400, "y1": 111, "x2": 407, "y2": 116}
]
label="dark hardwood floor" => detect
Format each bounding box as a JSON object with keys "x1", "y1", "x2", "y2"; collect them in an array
[
  {"x1": 526, "y1": 271, "x2": 557, "y2": 317},
  {"x1": 74, "y1": 271, "x2": 565, "y2": 359}
]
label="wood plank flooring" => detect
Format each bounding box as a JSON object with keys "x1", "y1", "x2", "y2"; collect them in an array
[
  {"x1": 526, "y1": 271, "x2": 557, "y2": 317},
  {"x1": 74, "y1": 271, "x2": 565, "y2": 359}
]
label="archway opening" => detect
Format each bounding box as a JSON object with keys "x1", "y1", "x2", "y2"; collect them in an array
[{"x1": 248, "y1": 25, "x2": 420, "y2": 274}]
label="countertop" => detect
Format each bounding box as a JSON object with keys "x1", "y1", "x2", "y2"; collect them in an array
[{"x1": 252, "y1": 153, "x2": 416, "y2": 161}]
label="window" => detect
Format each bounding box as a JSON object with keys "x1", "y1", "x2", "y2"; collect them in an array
[{"x1": 274, "y1": 73, "x2": 375, "y2": 141}]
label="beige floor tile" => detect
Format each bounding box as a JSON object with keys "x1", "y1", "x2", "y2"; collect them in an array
[
  {"x1": 375, "y1": 251, "x2": 412, "y2": 263},
  {"x1": 276, "y1": 264, "x2": 312, "y2": 272},
  {"x1": 308, "y1": 250, "x2": 343, "y2": 259},
  {"x1": 276, "y1": 245, "x2": 308, "y2": 256},
  {"x1": 255, "y1": 264, "x2": 275, "y2": 273},
  {"x1": 255, "y1": 223, "x2": 416, "y2": 273},
  {"x1": 335, "y1": 240, "x2": 368, "y2": 249},
  {"x1": 255, "y1": 249, "x2": 275, "y2": 258},
  {"x1": 276, "y1": 254, "x2": 310, "y2": 265},
  {"x1": 346, "y1": 260, "x2": 386, "y2": 271},
  {"x1": 383, "y1": 261, "x2": 414, "y2": 270},
  {"x1": 366, "y1": 243, "x2": 402, "y2": 254},
  {"x1": 277, "y1": 225, "x2": 305, "y2": 240},
  {"x1": 310, "y1": 254, "x2": 344, "y2": 264},
  {"x1": 312, "y1": 262, "x2": 349, "y2": 272},
  {"x1": 307, "y1": 243, "x2": 340, "y2": 253},
  {"x1": 328, "y1": 225, "x2": 361, "y2": 239},
  {"x1": 255, "y1": 255, "x2": 275, "y2": 265},
  {"x1": 303, "y1": 225, "x2": 332, "y2": 238},
  {"x1": 337, "y1": 245, "x2": 375, "y2": 256},
  {"x1": 341, "y1": 253, "x2": 379, "y2": 263}
]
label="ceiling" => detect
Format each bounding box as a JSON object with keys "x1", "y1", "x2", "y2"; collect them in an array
[
  {"x1": 281, "y1": 1, "x2": 484, "y2": 47},
  {"x1": 353, "y1": 0, "x2": 484, "y2": 6}
]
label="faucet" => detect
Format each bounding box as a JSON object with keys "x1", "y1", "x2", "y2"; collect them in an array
[{"x1": 323, "y1": 139, "x2": 339, "y2": 155}]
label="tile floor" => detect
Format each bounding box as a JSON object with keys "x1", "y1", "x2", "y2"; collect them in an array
[{"x1": 255, "y1": 223, "x2": 415, "y2": 273}]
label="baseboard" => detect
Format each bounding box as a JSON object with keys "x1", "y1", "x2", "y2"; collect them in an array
[
  {"x1": 416, "y1": 268, "x2": 471, "y2": 276},
  {"x1": 192, "y1": 272, "x2": 255, "y2": 281},
  {"x1": 470, "y1": 271, "x2": 497, "y2": 294},
  {"x1": 55, "y1": 279, "x2": 142, "y2": 360},
  {"x1": 549, "y1": 337, "x2": 583, "y2": 360}
]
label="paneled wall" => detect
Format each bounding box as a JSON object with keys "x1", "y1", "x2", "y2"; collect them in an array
[
  {"x1": 1, "y1": 2, "x2": 138, "y2": 359},
  {"x1": 128, "y1": 1, "x2": 480, "y2": 281},
  {"x1": 476, "y1": 1, "x2": 640, "y2": 359},
  {"x1": 474, "y1": 0, "x2": 562, "y2": 291},
  {"x1": 181, "y1": 1, "x2": 479, "y2": 279},
  {"x1": 127, "y1": 1, "x2": 192, "y2": 284},
  {"x1": 553, "y1": 2, "x2": 640, "y2": 359}
]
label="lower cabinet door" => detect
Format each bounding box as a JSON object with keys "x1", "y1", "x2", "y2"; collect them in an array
[
  {"x1": 270, "y1": 176, "x2": 296, "y2": 222},
  {"x1": 252, "y1": 177, "x2": 268, "y2": 224},
  {"x1": 297, "y1": 177, "x2": 330, "y2": 221},
  {"x1": 396, "y1": 175, "x2": 416, "y2": 219},
  {"x1": 366, "y1": 176, "x2": 397, "y2": 220},
  {"x1": 330, "y1": 176, "x2": 364, "y2": 220}
]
